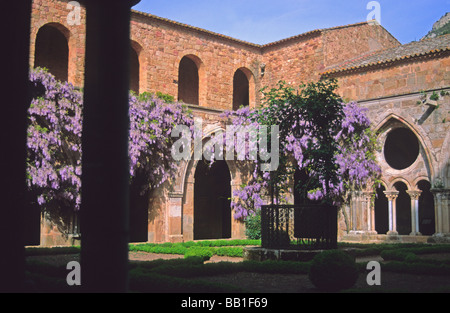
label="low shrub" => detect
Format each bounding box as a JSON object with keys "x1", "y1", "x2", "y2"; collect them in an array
[
  {"x1": 215, "y1": 247, "x2": 244, "y2": 257},
  {"x1": 184, "y1": 247, "x2": 214, "y2": 261},
  {"x1": 382, "y1": 261, "x2": 450, "y2": 276},
  {"x1": 129, "y1": 243, "x2": 188, "y2": 255},
  {"x1": 244, "y1": 211, "x2": 261, "y2": 240},
  {"x1": 308, "y1": 250, "x2": 359, "y2": 292},
  {"x1": 380, "y1": 250, "x2": 417, "y2": 262}
]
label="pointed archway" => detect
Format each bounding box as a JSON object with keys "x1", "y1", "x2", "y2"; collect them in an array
[{"x1": 194, "y1": 159, "x2": 231, "y2": 240}]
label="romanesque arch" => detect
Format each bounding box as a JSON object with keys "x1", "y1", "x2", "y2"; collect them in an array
[
  {"x1": 372, "y1": 181, "x2": 388, "y2": 234},
  {"x1": 34, "y1": 23, "x2": 70, "y2": 82},
  {"x1": 178, "y1": 55, "x2": 205, "y2": 105},
  {"x1": 393, "y1": 181, "x2": 411, "y2": 235},
  {"x1": 232, "y1": 67, "x2": 256, "y2": 110},
  {"x1": 130, "y1": 40, "x2": 143, "y2": 94},
  {"x1": 417, "y1": 180, "x2": 435, "y2": 235}
]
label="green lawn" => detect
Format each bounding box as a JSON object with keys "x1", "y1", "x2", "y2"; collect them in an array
[{"x1": 24, "y1": 241, "x2": 450, "y2": 293}]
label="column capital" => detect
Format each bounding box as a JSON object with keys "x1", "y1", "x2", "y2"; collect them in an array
[
  {"x1": 362, "y1": 191, "x2": 374, "y2": 202},
  {"x1": 431, "y1": 188, "x2": 450, "y2": 197},
  {"x1": 384, "y1": 191, "x2": 399, "y2": 201},
  {"x1": 168, "y1": 192, "x2": 184, "y2": 199},
  {"x1": 407, "y1": 190, "x2": 422, "y2": 200}
]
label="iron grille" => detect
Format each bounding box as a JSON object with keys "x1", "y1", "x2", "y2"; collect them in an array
[{"x1": 261, "y1": 204, "x2": 338, "y2": 250}]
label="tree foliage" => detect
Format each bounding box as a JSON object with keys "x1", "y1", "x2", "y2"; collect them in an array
[{"x1": 222, "y1": 79, "x2": 381, "y2": 219}]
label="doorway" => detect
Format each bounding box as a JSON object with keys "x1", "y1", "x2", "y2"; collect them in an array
[{"x1": 194, "y1": 160, "x2": 232, "y2": 240}]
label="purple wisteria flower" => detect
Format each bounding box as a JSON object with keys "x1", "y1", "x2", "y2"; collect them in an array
[{"x1": 27, "y1": 68, "x2": 194, "y2": 218}]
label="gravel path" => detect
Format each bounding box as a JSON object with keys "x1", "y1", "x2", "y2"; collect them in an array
[{"x1": 26, "y1": 252, "x2": 450, "y2": 293}]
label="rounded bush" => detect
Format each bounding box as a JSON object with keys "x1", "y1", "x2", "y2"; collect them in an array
[{"x1": 308, "y1": 250, "x2": 359, "y2": 292}]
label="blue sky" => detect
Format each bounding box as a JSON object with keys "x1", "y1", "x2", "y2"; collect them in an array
[{"x1": 132, "y1": 0, "x2": 449, "y2": 45}]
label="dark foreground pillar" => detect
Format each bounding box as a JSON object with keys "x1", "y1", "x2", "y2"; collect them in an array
[
  {"x1": 0, "y1": 1, "x2": 32, "y2": 292},
  {"x1": 81, "y1": 0, "x2": 140, "y2": 292}
]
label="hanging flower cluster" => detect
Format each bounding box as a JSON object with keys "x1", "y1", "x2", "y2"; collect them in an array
[
  {"x1": 221, "y1": 80, "x2": 381, "y2": 219},
  {"x1": 28, "y1": 68, "x2": 83, "y2": 210},
  {"x1": 27, "y1": 68, "x2": 194, "y2": 214}
]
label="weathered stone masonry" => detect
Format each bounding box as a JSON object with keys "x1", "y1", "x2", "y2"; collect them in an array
[{"x1": 31, "y1": 0, "x2": 449, "y2": 245}]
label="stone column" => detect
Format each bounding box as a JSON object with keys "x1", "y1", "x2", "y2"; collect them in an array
[
  {"x1": 0, "y1": 0, "x2": 32, "y2": 291},
  {"x1": 384, "y1": 191, "x2": 399, "y2": 235},
  {"x1": 431, "y1": 188, "x2": 450, "y2": 243},
  {"x1": 349, "y1": 191, "x2": 361, "y2": 232},
  {"x1": 168, "y1": 193, "x2": 184, "y2": 242},
  {"x1": 80, "y1": 0, "x2": 140, "y2": 293},
  {"x1": 182, "y1": 180, "x2": 195, "y2": 241},
  {"x1": 363, "y1": 191, "x2": 377, "y2": 234},
  {"x1": 407, "y1": 190, "x2": 422, "y2": 236}
]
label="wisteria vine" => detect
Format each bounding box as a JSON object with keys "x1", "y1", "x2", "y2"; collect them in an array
[
  {"x1": 27, "y1": 68, "x2": 194, "y2": 221},
  {"x1": 221, "y1": 80, "x2": 381, "y2": 219}
]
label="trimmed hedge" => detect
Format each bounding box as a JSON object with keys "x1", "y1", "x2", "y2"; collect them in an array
[
  {"x1": 129, "y1": 239, "x2": 260, "y2": 258},
  {"x1": 184, "y1": 247, "x2": 214, "y2": 261},
  {"x1": 308, "y1": 250, "x2": 359, "y2": 292},
  {"x1": 149, "y1": 260, "x2": 311, "y2": 278}
]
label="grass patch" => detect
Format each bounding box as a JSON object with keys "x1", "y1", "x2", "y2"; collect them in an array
[
  {"x1": 129, "y1": 239, "x2": 259, "y2": 259},
  {"x1": 22, "y1": 241, "x2": 450, "y2": 293}
]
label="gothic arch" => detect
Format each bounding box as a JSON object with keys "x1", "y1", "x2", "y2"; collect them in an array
[
  {"x1": 168, "y1": 123, "x2": 240, "y2": 200},
  {"x1": 182, "y1": 125, "x2": 238, "y2": 189},
  {"x1": 175, "y1": 125, "x2": 244, "y2": 241},
  {"x1": 442, "y1": 131, "x2": 450, "y2": 187},
  {"x1": 374, "y1": 112, "x2": 435, "y2": 179}
]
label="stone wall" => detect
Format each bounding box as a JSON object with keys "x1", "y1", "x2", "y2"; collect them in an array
[
  {"x1": 129, "y1": 11, "x2": 263, "y2": 111},
  {"x1": 331, "y1": 54, "x2": 450, "y2": 242},
  {"x1": 331, "y1": 54, "x2": 450, "y2": 102},
  {"x1": 322, "y1": 22, "x2": 400, "y2": 68},
  {"x1": 30, "y1": 0, "x2": 86, "y2": 87},
  {"x1": 30, "y1": 0, "x2": 450, "y2": 245}
]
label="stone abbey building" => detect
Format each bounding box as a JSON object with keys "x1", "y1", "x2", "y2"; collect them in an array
[{"x1": 30, "y1": 0, "x2": 449, "y2": 246}]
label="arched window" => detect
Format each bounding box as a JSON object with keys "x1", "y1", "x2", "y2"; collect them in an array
[
  {"x1": 374, "y1": 184, "x2": 389, "y2": 234},
  {"x1": 129, "y1": 45, "x2": 140, "y2": 94},
  {"x1": 178, "y1": 56, "x2": 199, "y2": 105},
  {"x1": 394, "y1": 181, "x2": 411, "y2": 235},
  {"x1": 34, "y1": 24, "x2": 69, "y2": 82},
  {"x1": 384, "y1": 127, "x2": 420, "y2": 170},
  {"x1": 233, "y1": 69, "x2": 249, "y2": 110},
  {"x1": 417, "y1": 180, "x2": 435, "y2": 236}
]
